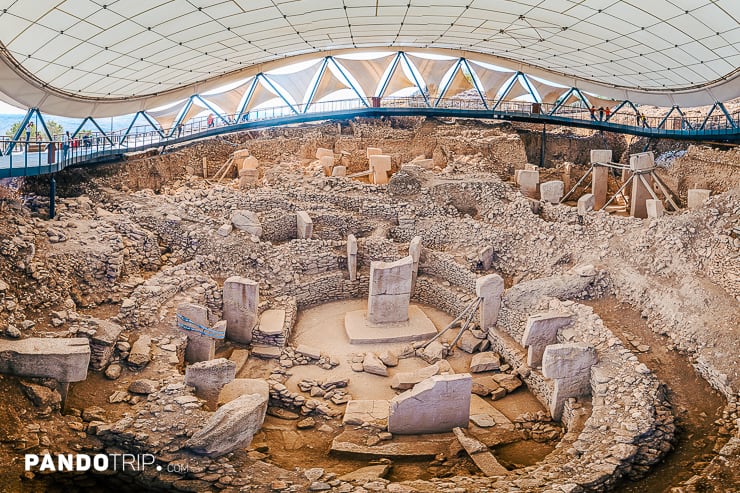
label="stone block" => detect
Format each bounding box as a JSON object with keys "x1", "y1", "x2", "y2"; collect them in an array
[
  {"x1": 469, "y1": 352, "x2": 500, "y2": 373},
  {"x1": 542, "y1": 343, "x2": 598, "y2": 380},
  {"x1": 687, "y1": 189, "x2": 711, "y2": 209},
  {"x1": 230, "y1": 210, "x2": 262, "y2": 237},
  {"x1": 342, "y1": 399, "x2": 389, "y2": 427},
  {"x1": 518, "y1": 170, "x2": 539, "y2": 198},
  {"x1": 590, "y1": 149, "x2": 613, "y2": 164},
  {"x1": 0, "y1": 338, "x2": 90, "y2": 382},
  {"x1": 592, "y1": 165, "x2": 609, "y2": 210},
  {"x1": 475, "y1": 274, "x2": 504, "y2": 331},
  {"x1": 369, "y1": 155, "x2": 392, "y2": 185},
  {"x1": 367, "y1": 256, "x2": 413, "y2": 324},
  {"x1": 630, "y1": 172, "x2": 653, "y2": 219},
  {"x1": 388, "y1": 374, "x2": 472, "y2": 434},
  {"x1": 521, "y1": 312, "x2": 573, "y2": 367},
  {"x1": 296, "y1": 211, "x2": 313, "y2": 239},
  {"x1": 223, "y1": 277, "x2": 259, "y2": 344},
  {"x1": 479, "y1": 246, "x2": 494, "y2": 270},
  {"x1": 185, "y1": 358, "x2": 236, "y2": 397},
  {"x1": 257, "y1": 309, "x2": 285, "y2": 336},
  {"x1": 331, "y1": 166, "x2": 347, "y2": 177},
  {"x1": 646, "y1": 199, "x2": 664, "y2": 218},
  {"x1": 241, "y1": 155, "x2": 259, "y2": 170},
  {"x1": 218, "y1": 379, "x2": 269, "y2": 407},
  {"x1": 577, "y1": 193, "x2": 595, "y2": 215},
  {"x1": 540, "y1": 180, "x2": 564, "y2": 204},
  {"x1": 178, "y1": 303, "x2": 215, "y2": 364},
  {"x1": 296, "y1": 344, "x2": 322, "y2": 360},
  {"x1": 629, "y1": 151, "x2": 654, "y2": 171},
  {"x1": 362, "y1": 353, "x2": 388, "y2": 376},
  {"x1": 238, "y1": 168, "x2": 259, "y2": 189},
  {"x1": 316, "y1": 147, "x2": 334, "y2": 160},
  {"x1": 251, "y1": 345, "x2": 282, "y2": 359},
  {"x1": 128, "y1": 335, "x2": 151, "y2": 369},
  {"x1": 366, "y1": 147, "x2": 383, "y2": 158},
  {"x1": 390, "y1": 363, "x2": 440, "y2": 390},
  {"x1": 320, "y1": 155, "x2": 334, "y2": 176},
  {"x1": 89, "y1": 320, "x2": 124, "y2": 371},
  {"x1": 186, "y1": 392, "x2": 268, "y2": 457},
  {"x1": 228, "y1": 349, "x2": 250, "y2": 374}
]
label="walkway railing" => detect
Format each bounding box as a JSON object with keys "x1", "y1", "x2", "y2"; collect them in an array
[{"x1": 1, "y1": 96, "x2": 739, "y2": 178}]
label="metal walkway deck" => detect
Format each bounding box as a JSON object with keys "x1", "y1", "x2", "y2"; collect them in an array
[{"x1": 2, "y1": 99, "x2": 738, "y2": 179}]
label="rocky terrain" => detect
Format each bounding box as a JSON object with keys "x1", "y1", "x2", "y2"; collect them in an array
[{"x1": 0, "y1": 118, "x2": 738, "y2": 492}]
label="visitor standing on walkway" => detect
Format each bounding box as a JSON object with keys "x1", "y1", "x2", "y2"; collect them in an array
[
  {"x1": 598, "y1": 107, "x2": 604, "y2": 121},
  {"x1": 25, "y1": 122, "x2": 33, "y2": 149},
  {"x1": 590, "y1": 105, "x2": 596, "y2": 120},
  {"x1": 207, "y1": 113, "x2": 215, "y2": 128},
  {"x1": 605, "y1": 106, "x2": 611, "y2": 120},
  {"x1": 62, "y1": 131, "x2": 70, "y2": 162}
]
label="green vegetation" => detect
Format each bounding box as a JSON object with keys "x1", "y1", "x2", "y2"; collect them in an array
[{"x1": 5, "y1": 119, "x2": 64, "y2": 140}]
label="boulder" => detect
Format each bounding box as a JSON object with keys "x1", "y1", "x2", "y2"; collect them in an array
[
  {"x1": 186, "y1": 392, "x2": 268, "y2": 457},
  {"x1": 362, "y1": 353, "x2": 388, "y2": 376},
  {"x1": 230, "y1": 210, "x2": 262, "y2": 237},
  {"x1": 128, "y1": 335, "x2": 152, "y2": 369},
  {"x1": 378, "y1": 350, "x2": 399, "y2": 367},
  {"x1": 128, "y1": 379, "x2": 159, "y2": 395},
  {"x1": 470, "y1": 352, "x2": 500, "y2": 373}
]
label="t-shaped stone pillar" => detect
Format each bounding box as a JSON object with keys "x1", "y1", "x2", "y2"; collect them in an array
[
  {"x1": 369, "y1": 155, "x2": 392, "y2": 184},
  {"x1": 409, "y1": 236, "x2": 422, "y2": 293},
  {"x1": 521, "y1": 312, "x2": 573, "y2": 367},
  {"x1": 296, "y1": 211, "x2": 313, "y2": 239},
  {"x1": 476, "y1": 274, "x2": 504, "y2": 332},
  {"x1": 347, "y1": 234, "x2": 358, "y2": 281},
  {"x1": 178, "y1": 302, "x2": 215, "y2": 363},
  {"x1": 367, "y1": 256, "x2": 413, "y2": 324},
  {"x1": 222, "y1": 277, "x2": 259, "y2": 344},
  {"x1": 590, "y1": 150, "x2": 612, "y2": 210},
  {"x1": 542, "y1": 343, "x2": 598, "y2": 420}
]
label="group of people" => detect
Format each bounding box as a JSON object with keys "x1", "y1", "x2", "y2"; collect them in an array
[
  {"x1": 589, "y1": 105, "x2": 649, "y2": 127},
  {"x1": 589, "y1": 105, "x2": 611, "y2": 121}
]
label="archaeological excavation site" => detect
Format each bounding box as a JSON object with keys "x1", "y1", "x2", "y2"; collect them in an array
[{"x1": 0, "y1": 115, "x2": 738, "y2": 493}]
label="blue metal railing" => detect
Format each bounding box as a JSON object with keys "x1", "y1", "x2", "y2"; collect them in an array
[{"x1": 1, "y1": 97, "x2": 738, "y2": 178}]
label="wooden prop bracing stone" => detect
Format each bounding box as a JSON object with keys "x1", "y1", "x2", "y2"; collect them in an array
[{"x1": 222, "y1": 277, "x2": 259, "y2": 344}]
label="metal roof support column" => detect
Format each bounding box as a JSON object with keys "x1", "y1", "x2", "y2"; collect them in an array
[
  {"x1": 657, "y1": 106, "x2": 677, "y2": 129},
  {"x1": 572, "y1": 88, "x2": 592, "y2": 109},
  {"x1": 377, "y1": 53, "x2": 402, "y2": 99},
  {"x1": 5, "y1": 108, "x2": 34, "y2": 155},
  {"x1": 303, "y1": 58, "x2": 329, "y2": 113},
  {"x1": 195, "y1": 95, "x2": 231, "y2": 125},
  {"x1": 699, "y1": 103, "x2": 719, "y2": 130},
  {"x1": 400, "y1": 52, "x2": 429, "y2": 107},
  {"x1": 169, "y1": 97, "x2": 195, "y2": 137},
  {"x1": 34, "y1": 110, "x2": 54, "y2": 141},
  {"x1": 434, "y1": 58, "x2": 462, "y2": 107},
  {"x1": 329, "y1": 57, "x2": 369, "y2": 107},
  {"x1": 141, "y1": 112, "x2": 166, "y2": 139},
  {"x1": 673, "y1": 106, "x2": 693, "y2": 130},
  {"x1": 235, "y1": 77, "x2": 260, "y2": 121},
  {"x1": 461, "y1": 58, "x2": 489, "y2": 109},
  {"x1": 716, "y1": 102, "x2": 736, "y2": 129},
  {"x1": 548, "y1": 87, "x2": 574, "y2": 115},
  {"x1": 520, "y1": 74, "x2": 539, "y2": 103},
  {"x1": 261, "y1": 74, "x2": 299, "y2": 114},
  {"x1": 492, "y1": 73, "x2": 521, "y2": 112}
]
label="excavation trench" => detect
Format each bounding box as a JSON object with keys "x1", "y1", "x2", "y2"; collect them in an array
[{"x1": 582, "y1": 297, "x2": 726, "y2": 493}]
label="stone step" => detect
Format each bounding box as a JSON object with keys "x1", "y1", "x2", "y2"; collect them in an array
[
  {"x1": 251, "y1": 345, "x2": 282, "y2": 359},
  {"x1": 257, "y1": 309, "x2": 286, "y2": 336}
]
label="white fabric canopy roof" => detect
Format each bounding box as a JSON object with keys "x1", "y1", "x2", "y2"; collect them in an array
[{"x1": 0, "y1": 0, "x2": 738, "y2": 116}]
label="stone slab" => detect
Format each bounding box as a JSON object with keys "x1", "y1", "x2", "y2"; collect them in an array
[
  {"x1": 476, "y1": 274, "x2": 504, "y2": 331},
  {"x1": 368, "y1": 256, "x2": 413, "y2": 324},
  {"x1": 0, "y1": 337, "x2": 90, "y2": 382},
  {"x1": 369, "y1": 155, "x2": 392, "y2": 185},
  {"x1": 185, "y1": 358, "x2": 236, "y2": 398},
  {"x1": 518, "y1": 170, "x2": 539, "y2": 198},
  {"x1": 540, "y1": 180, "x2": 564, "y2": 204},
  {"x1": 330, "y1": 429, "x2": 452, "y2": 458},
  {"x1": 345, "y1": 305, "x2": 437, "y2": 344},
  {"x1": 629, "y1": 151, "x2": 654, "y2": 171},
  {"x1": 388, "y1": 374, "x2": 472, "y2": 435},
  {"x1": 217, "y1": 379, "x2": 269, "y2": 407},
  {"x1": 366, "y1": 147, "x2": 383, "y2": 158},
  {"x1": 178, "y1": 303, "x2": 214, "y2": 364},
  {"x1": 316, "y1": 147, "x2": 334, "y2": 160},
  {"x1": 296, "y1": 211, "x2": 313, "y2": 239},
  {"x1": 342, "y1": 399, "x2": 390, "y2": 427},
  {"x1": 577, "y1": 193, "x2": 595, "y2": 215},
  {"x1": 228, "y1": 349, "x2": 249, "y2": 374},
  {"x1": 590, "y1": 149, "x2": 613, "y2": 164},
  {"x1": 592, "y1": 166, "x2": 609, "y2": 210},
  {"x1": 251, "y1": 345, "x2": 282, "y2": 359},
  {"x1": 646, "y1": 199, "x2": 664, "y2": 218},
  {"x1": 542, "y1": 343, "x2": 598, "y2": 380},
  {"x1": 258, "y1": 309, "x2": 285, "y2": 336},
  {"x1": 453, "y1": 427, "x2": 508, "y2": 477},
  {"x1": 687, "y1": 189, "x2": 711, "y2": 209},
  {"x1": 521, "y1": 312, "x2": 573, "y2": 368},
  {"x1": 630, "y1": 172, "x2": 653, "y2": 219},
  {"x1": 390, "y1": 363, "x2": 440, "y2": 390}
]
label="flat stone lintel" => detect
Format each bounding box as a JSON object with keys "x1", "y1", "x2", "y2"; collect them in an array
[{"x1": 345, "y1": 305, "x2": 437, "y2": 344}]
